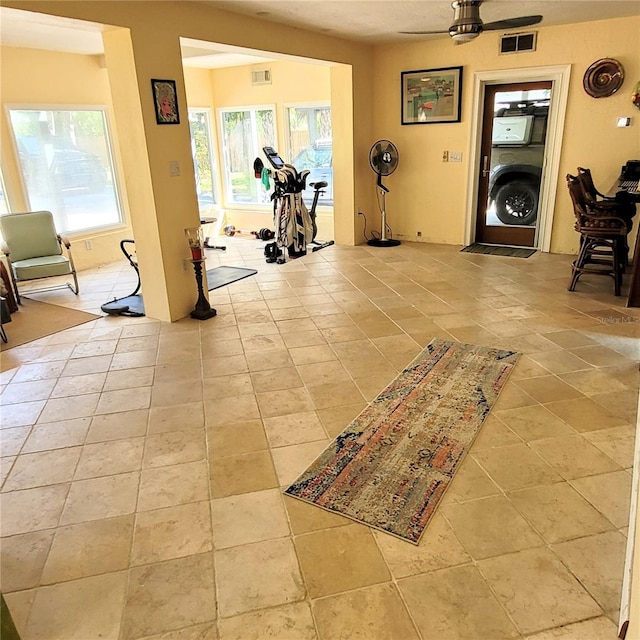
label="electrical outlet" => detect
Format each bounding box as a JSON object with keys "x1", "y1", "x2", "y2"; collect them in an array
[
  {"x1": 417, "y1": 231, "x2": 422, "y2": 237},
  {"x1": 84, "y1": 239, "x2": 92, "y2": 250},
  {"x1": 449, "y1": 151, "x2": 463, "y2": 162},
  {"x1": 442, "y1": 150, "x2": 449, "y2": 162}
]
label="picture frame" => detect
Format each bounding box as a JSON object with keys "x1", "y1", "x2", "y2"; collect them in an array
[
  {"x1": 401, "y1": 66, "x2": 463, "y2": 125},
  {"x1": 151, "y1": 78, "x2": 180, "y2": 125}
]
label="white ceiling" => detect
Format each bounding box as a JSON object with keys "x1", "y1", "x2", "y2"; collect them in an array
[
  {"x1": 0, "y1": 7, "x2": 281, "y2": 67},
  {"x1": 200, "y1": 0, "x2": 640, "y2": 44},
  {"x1": 1, "y1": 1, "x2": 639, "y2": 66}
]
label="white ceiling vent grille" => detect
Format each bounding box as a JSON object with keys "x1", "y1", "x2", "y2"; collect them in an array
[
  {"x1": 251, "y1": 69, "x2": 272, "y2": 85},
  {"x1": 500, "y1": 32, "x2": 537, "y2": 55}
]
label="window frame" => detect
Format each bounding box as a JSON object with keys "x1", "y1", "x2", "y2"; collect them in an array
[
  {"x1": 188, "y1": 107, "x2": 220, "y2": 216},
  {"x1": 217, "y1": 104, "x2": 277, "y2": 209},
  {"x1": 4, "y1": 103, "x2": 126, "y2": 236},
  {"x1": 0, "y1": 169, "x2": 8, "y2": 216},
  {"x1": 283, "y1": 102, "x2": 333, "y2": 208},
  {"x1": 282, "y1": 101, "x2": 331, "y2": 164}
]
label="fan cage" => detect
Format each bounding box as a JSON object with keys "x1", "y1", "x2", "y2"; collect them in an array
[{"x1": 369, "y1": 140, "x2": 399, "y2": 177}]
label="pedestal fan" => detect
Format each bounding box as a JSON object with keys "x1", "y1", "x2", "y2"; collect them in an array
[{"x1": 368, "y1": 139, "x2": 401, "y2": 247}]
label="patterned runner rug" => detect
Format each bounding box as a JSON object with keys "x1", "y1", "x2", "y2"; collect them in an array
[{"x1": 285, "y1": 338, "x2": 520, "y2": 544}]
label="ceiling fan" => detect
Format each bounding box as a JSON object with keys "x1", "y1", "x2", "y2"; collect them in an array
[{"x1": 401, "y1": 0, "x2": 543, "y2": 43}]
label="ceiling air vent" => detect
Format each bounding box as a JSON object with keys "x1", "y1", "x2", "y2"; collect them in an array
[
  {"x1": 251, "y1": 69, "x2": 272, "y2": 85},
  {"x1": 500, "y1": 32, "x2": 537, "y2": 55}
]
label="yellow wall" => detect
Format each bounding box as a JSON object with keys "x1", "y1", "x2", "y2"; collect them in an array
[
  {"x1": 372, "y1": 16, "x2": 640, "y2": 253},
  {"x1": 183, "y1": 67, "x2": 214, "y2": 107},
  {"x1": 1, "y1": 0, "x2": 373, "y2": 320},
  {"x1": 189, "y1": 60, "x2": 332, "y2": 236},
  {"x1": 1, "y1": 0, "x2": 374, "y2": 240},
  {"x1": 2, "y1": 1, "x2": 639, "y2": 303},
  {"x1": 0, "y1": 49, "x2": 336, "y2": 273},
  {"x1": 185, "y1": 59, "x2": 361, "y2": 246},
  {"x1": 1, "y1": 4, "x2": 640, "y2": 635},
  {"x1": 0, "y1": 46, "x2": 134, "y2": 269},
  {"x1": 209, "y1": 59, "x2": 330, "y2": 109}
]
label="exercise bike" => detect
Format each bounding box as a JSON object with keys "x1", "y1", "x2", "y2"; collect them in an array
[
  {"x1": 257, "y1": 146, "x2": 334, "y2": 263},
  {"x1": 306, "y1": 180, "x2": 335, "y2": 253}
]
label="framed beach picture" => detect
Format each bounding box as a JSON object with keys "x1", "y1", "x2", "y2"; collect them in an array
[
  {"x1": 151, "y1": 79, "x2": 180, "y2": 125},
  {"x1": 401, "y1": 66, "x2": 463, "y2": 125}
]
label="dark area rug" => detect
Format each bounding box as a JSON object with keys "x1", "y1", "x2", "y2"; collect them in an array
[
  {"x1": 206, "y1": 266, "x2": 258, "y2": 291},
  {"x1": 285, "y1": 338, "x2": 520, "y2": 544},
  {"x1": 461, "y1": 243, "x2": 536, "y2": 258}
]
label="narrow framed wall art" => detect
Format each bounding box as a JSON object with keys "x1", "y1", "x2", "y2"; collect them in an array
[{"x1": 151, "y1": 79, "x2": 180, "y2": 124}]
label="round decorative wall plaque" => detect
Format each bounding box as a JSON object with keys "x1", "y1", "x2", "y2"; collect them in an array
[{"x1": 583, "y1": 58, "x2": 625, "y2": 98}]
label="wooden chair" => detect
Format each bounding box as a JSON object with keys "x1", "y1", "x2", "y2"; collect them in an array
[
  {"x1": 566, "y1": 174, "x2": 629, "y2": 296},
  {"x1": 577, "y1": 166, "x2": 636, "y2": 219},
  {"x1": 576, "y1": 167, "x2": 636, "y2": 268}
]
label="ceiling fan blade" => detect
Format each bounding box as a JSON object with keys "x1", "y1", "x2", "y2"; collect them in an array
[
  {"x1": 483, "y1": 15, "x2": 543, "y2": 31},
  {"x1": 399, "y1": 29, "x2": 448, "y2": 35},
  {"x1": 401, "y1": 5, "x2": 542, "y2": 39}
]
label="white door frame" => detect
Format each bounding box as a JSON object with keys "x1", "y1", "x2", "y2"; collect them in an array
[{"x1": 463, "y1": 65, "x2": 571, "y2": 252}]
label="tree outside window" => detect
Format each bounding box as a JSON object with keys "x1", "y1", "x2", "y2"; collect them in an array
[
  {"x1": 219, "y1": 107, "x2": 276, "y2": 205},
  {"x1": 189, "y1": 109, "x2": 217, "y2": 217}
]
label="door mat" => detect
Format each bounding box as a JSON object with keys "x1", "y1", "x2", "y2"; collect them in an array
[
  {"x1": 206, "y1": 266, "x2": 257, "y2": 291},
  {"x1": 285, "y1": 338, "x2": 519, "y2": 544},
  {"x1": 461, "y1": 243, "x2": 536, "y2": 258}
]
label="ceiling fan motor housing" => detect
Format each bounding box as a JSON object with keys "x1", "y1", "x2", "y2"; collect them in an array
[{"x1": 450, "y1": 0, "x2": 483, "y2": 41}]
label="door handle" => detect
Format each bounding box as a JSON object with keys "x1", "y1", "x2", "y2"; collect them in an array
[{"x1": 482, "y1": 155, "x2": 489, "y2": 178}]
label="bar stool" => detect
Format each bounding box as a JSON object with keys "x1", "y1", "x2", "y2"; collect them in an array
[
  {"x1": 577, "y1": 166, "x2": 636, "y2": 267},
  {"x1": 566, "y1": 174, "x2": 630, "y2": 296},
  {"x1": 577, "y1": 167, "x2": 637, "y2": 219}
]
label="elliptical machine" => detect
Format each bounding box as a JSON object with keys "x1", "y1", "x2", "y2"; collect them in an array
[{"x1": 255, "y1": 146, "x2": 334, "y2": 263}]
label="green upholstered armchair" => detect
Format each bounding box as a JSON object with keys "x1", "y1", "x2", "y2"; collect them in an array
[{"x1": 0, "y1": 211, "x2": 79, "y2": 304}]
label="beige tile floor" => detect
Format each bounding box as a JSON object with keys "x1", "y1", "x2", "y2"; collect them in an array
[{"x1": 1, "y1": 238, "x2": 638, "y2": 640}]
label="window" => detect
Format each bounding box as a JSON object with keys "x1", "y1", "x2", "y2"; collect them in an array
[
  {"x1": 8, "y1": 108, "x2": 122, "y2": 234},
  {"x1": 0, "y1": 171, "x2": 8, "y2": 215},
  {"x1": 188, "y1": 109, "x2": 218, "y2": 217},
  {"x1": 219, "y1": 107, "x2": 276, "y2": 205},
  {"x1": 286, "y1": 105, "x2": 332, "y2": 205},
  {"x1": 494, "y1": 89, "x2": 551, "y2": 113},
  {"x1": 287, "y1": 105, "x2": 331, "y2": 160}
]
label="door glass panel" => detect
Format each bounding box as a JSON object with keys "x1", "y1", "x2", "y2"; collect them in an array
[{"x1": 485, "y1": 89, "x2": 550, "y2": 228}]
